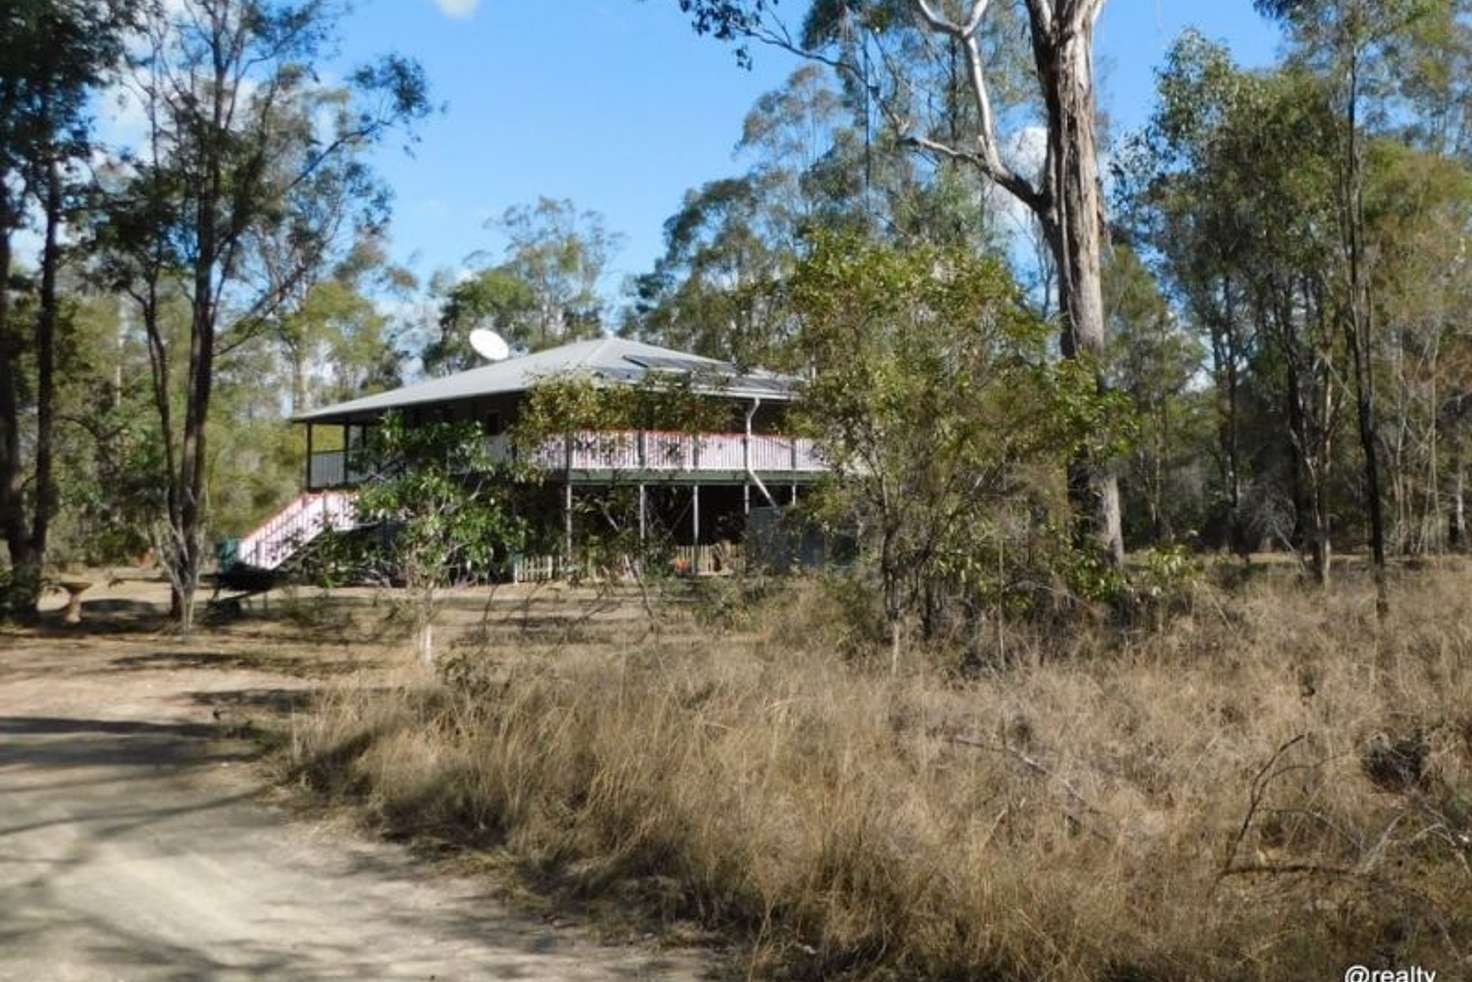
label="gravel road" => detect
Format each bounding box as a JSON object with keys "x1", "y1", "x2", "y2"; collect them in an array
[{"x1": 0, "y1": 627, "x2": 708, "y2": 982}]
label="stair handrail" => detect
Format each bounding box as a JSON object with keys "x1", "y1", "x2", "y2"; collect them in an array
[{"x1": 239, "y1": 489, "x2": 360, "y2": 570}]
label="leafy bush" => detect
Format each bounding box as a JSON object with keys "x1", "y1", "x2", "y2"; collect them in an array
[{"x1": 790, "y1": 232, "x2": 1136, "y2": 664}]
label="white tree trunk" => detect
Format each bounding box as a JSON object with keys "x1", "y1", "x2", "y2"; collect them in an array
[
  {"x1": 415, "y1": 585, "x2": 437, "y2": 665},
  {"x1": 912, "y1": 0, "x2": 1122, "y2": 562},
  {"x1": 1454, "y1": 456, "x2": 1467, "y2": 551}
]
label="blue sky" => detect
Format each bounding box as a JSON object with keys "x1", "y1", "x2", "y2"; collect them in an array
[{"x1": 330, "y1": 1, "x2": 1283, "y2": 290}]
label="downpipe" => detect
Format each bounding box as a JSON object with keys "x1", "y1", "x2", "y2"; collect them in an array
[{"x1": 745, "y1": 398, "x2": 778, "y2": 508}]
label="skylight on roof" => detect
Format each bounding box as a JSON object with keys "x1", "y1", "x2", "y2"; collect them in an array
[{"x1": 623, "y1": 354, "x2": 728, "y2": 373}]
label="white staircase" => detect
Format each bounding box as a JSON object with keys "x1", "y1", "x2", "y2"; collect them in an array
[{"x1": 237, "y1": 490, "x2": 360, "y2": 570}]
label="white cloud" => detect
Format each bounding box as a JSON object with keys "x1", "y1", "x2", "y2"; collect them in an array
[
  {"x1": 98, "y1": 82, "x2": 149, "y2": 150},
  {"x1": 432, "y1": 0, "x2": 480, "y2": 18}
]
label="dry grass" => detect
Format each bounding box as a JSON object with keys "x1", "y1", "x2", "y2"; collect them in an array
[{"x1": 286, "y1": 562, "x2": 1472, "y2": 980}]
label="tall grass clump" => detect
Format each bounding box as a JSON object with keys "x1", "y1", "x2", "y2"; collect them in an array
[{"x1": 289, "y1": 563, "x2": 1472, "y2": 980}]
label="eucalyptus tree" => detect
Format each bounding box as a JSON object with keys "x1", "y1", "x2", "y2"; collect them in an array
[
  {"x1": 276, "y1": 260, "x2": 403, "y2": 413},
  {"x1": 738, "y1": 64, "x2": 848, "y2": 236},
  {"x1": 625, "y1": 67, "x2": 869, "y2": 366},
  {"x1": 673, "y1": 0, "x2": 1125, "y2": 562},
  {"x1": 1258, "y1": 0, "x2": 1440, "y2": 612},
  {"x1": 626, "y1": 49, "x2": 1002, "y2": 367},
  {"x1": 1380, "y1": 0, "x2": 1472, "y2": 157},
  {"x1": 1103, "y1": 245, "x2": 1205, "y2": 547},
  {"x1": 1117, "y1": 33, "x2": 1256, "y2": 543},
  {"x1": 430, "y1": 197, "x2": 622, "y2": 372},
  {"x1": 1225, "y1": 76, "x2": 1345, "y2": 586},
  {"x1": 96, "y1": 0, "x2": 430, "y2": 631},
  {"x1": 426, "y1": 267, "x2": 536, "y2": 374},
  {"x1": 0, "y1": 0, "x2": 135, "y2": 617},
  {"x1": 1366, "y1": 142, "x2": 1472, "y2": 553},
  {"x1": 622, "y1": 176, "x2": 791, "y2": 365},
  {"x1": 1125, "y1": 39, "x2": 1349, "y2": 582},
  {"x1": 488, "y1": 197, "x2": 622, "y2": 353}
]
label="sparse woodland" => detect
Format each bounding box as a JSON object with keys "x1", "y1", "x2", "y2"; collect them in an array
[{"x1": 4, "y1": 0, "x2": 1472, "y2": 977}]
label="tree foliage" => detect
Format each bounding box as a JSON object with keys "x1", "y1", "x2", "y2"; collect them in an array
[
  {"x1": 94, "y1": 0, "x2": 430, "y2": 631},
  {"x1": 429, "y1": 197, "x2": 623, "y2": 373},
  {"x1": 347, "y1": 413, "x2": 527, "y2": 663},
  {"x1": 1118, "y1": 13, "x2": 1472, "y2": 588},
  {"x1": 0, "y1": 0, "x2": 136, "y2": 618},
  {"x1": 791, "y1": 231, "x2": 1132, "y2": 663},
  {"x1": 669, "y1": 0, "x2": 1128, "y2": 562}
]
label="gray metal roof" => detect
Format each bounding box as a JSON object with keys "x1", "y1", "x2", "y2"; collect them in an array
[{"x1": 294, "y1": 337, "x2": 800, "y2": 424}]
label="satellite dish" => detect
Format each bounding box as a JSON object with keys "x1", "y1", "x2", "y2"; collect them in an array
[{"x1": 468, "y1": 327, "x2": 510, "y2": 363}]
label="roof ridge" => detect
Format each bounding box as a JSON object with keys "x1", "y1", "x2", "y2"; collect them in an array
[{"x1": 583, "y1": 336, "x2": 617, "y2": 369}]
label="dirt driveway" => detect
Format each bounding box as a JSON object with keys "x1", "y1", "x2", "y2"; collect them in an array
[{"x1": 0, "y1": 594, "x2": 709, "y2": 981}]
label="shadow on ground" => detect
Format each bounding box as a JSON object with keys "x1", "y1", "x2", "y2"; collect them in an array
[
  {"x1": 104, "y1": 649, "x2": 364, "y2": 678},
  {"x1": 0, "y1": 715, "x2": 255, "y2": 773},
  {"x1": 187, "y1": 687, "x2": 318, "y2": 717}
]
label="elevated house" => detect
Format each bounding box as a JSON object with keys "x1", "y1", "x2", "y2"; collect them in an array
[{"x1": 238, "y1": 338, "x2": 829, "y2": 575}]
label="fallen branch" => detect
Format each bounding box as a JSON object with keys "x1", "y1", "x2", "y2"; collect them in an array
[
  {"x1": 948, "y1": 734, "x2": 1117, "y2": 842},
  {"x1": 1218, "y1": 862, "x2": 1357, "y2": 879},
  {"x1": 1217, "y1": 734, "x2": 1306, "y2": 889}
]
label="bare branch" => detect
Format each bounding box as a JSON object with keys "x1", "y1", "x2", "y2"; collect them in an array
[
  {"x1": 914, "y1": 0, "x2": 989, "y2": 38},
  {"x1": 909, "y1": 1, "x2": 1046, "y2": 216},
  {"x1": 949, "y1": 733, "x2": 1118, "y2": 842},
  {"x1": 717, "y1": 2, "x2": 1048, "y2": 219},
  {"x1": 1217, "y1": 734, "x2": 1307, "y2": 887}
]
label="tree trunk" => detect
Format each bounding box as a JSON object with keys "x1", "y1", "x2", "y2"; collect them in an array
[
  {"x1": 27, "y1": 162, "x2": 63, "y2": 616},
  {"x1": 908, "y1": 0, "x2": 1120, "y2": 562},
  {"x1": 1342, "y1": 43, "x2": 1388, "y2": 618},
  {"x1": 1348, "y1": 330, "x2": 1387, "y2": 610},
  {"x1": 173, "y1": 286, "x2": 215, "y2": 631},
  {"x1": 1280, "y1": 338, "x2": 1311, "y2": 554},
  {"x1": 177, "y1": 355, "x2": 213, "y2": 628},
  {"x1": 1039, "y1": 18, "x2": 1124, "y2": 565},
  {"x1": 1219, "y1": 277, "x2": 1244, "y2": 540},
  {"x1": 139, "y1": 273, "x2": 181, "y2": 615},
  {"x1": 172, "y1": 77, "x2": 228, "y2": 630},
  {"x1": 1156, "y1": 399, "x2": 1172, "y2": 543},
  {"x1": 0, "y1": 162, "x2": 61, "y2": 621},
  {"x1": 1452, "y1": 454, "x2": 1466, "y2": 551},
  {"x1": 0, "y1": 202, "x2": 39, "y2": 620},
  {"x1": 415, "y1": 586, "x2": 436, "y2": 665},
  {"x1": 1312, "y1": 363, "x2": 1336, "y2": 590},
  {"x1": 1423, "y1": 367, "x2": 1441, "y2": 554},
  {"x1": 880, "y1": 517, "x2": 904, "y2": 673},
  {"x1": 1310, "y1": 465, "x2": 1332, "y2": 588}
]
